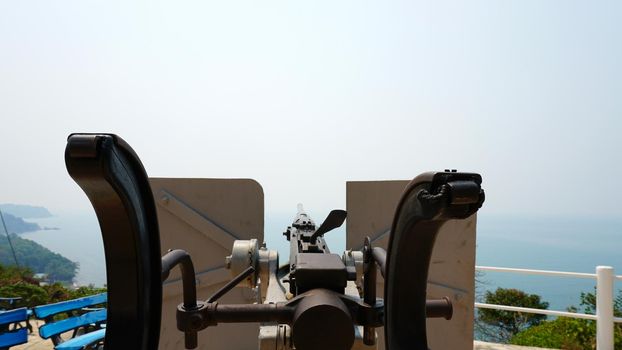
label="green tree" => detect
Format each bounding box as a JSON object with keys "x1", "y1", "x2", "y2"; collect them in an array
[
  {"x1": 580, "y1": 288, "x2": 622, "y2": 317},
  {"x1": 68, "y1": 285, "x2": 107, "y2": 299},
  {"x1": 0, "y1": 262, "x2": 106, "y2": 309},
  {"x1": 511, "y1": 316, "x2": 595, "y2": 350},
  {"x1": 0, "y1": 264, "x2": 34, "y2": 286},
  {"x1": 0, "y1": 282, "x2": 48, "y2": 308},
  {"x1": 477, "y1": 288, "x2": 549, "y2": 342}
]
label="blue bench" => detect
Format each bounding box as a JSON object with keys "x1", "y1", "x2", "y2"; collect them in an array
[
  {"x1": 55, "y1": 328, "x2": 105, "y2": 350},
  {"x1": 0, "y1": 307, "x2": 28, "y2": 349},
  {"x1": 33, "y1": 293, "x2": 107, "y2": 350}
]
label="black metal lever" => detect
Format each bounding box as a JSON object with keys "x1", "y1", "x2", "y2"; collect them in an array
[
  {"x1": 170, "y1": 262, "x2": 256, "y2": 349},
  {"x1": 161, "y1": 249, "x2": 199, "y2": 349},
  {"x1": 207, "y1": 266, "x2": 255, "y2": 303},
  {"x1": 310, "y1": 209, "x2": 347, "y2": 243}
]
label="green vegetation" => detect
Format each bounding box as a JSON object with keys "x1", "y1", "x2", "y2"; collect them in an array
[
  {"x1": 0, "y1": 233, "x2": 77, "y2": 282},
  {"x1": 0, "y1": 264, "x2": 105, "y2": 309},
  {"x1": 477, "y1": 286, "x2": 622, "y2": 349},
  {"x1": 477, "y1": 288, "x2": 549, "y2": 342},
  {"x1": 510, "y1": 290, "x2": 622, "y2": 349}
]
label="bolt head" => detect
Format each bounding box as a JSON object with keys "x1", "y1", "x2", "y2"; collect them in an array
[{"x1": 225, "y1": 255, "x2": 232, "y2": 269}]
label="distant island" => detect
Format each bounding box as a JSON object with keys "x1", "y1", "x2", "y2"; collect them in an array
[
  {"x1": 0, "y1": 203, "x2": 52, "y2": 218},
  {"x1": 0, "y1": 204, "x2": 57, "y2": 234},
  {"x1": 0, "y1": 211, "x2": 41, "y2": 234}
]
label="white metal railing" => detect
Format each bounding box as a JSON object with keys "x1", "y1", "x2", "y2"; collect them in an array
[{"x1": 474, "y1": 265, "x2": 622, "y2": 350}]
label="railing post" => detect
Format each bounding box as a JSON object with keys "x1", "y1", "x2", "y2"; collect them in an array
[{"x1": 596, "y1": 266, "x2": 614, "y2": 350}]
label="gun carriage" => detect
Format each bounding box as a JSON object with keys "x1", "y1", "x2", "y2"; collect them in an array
[{"x1": 64, "y1": 133, "x2": 484, "y2": 350}]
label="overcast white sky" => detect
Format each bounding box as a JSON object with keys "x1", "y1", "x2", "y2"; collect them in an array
[{"x1": 1, "y1": 1, "x2": 620, "y2": 219}]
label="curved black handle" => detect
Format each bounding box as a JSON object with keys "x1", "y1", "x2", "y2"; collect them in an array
[
  {"x1": 384, "y1": 171, "x2": 484, "y2": 350},
  {"x1": 65, "y1": 134, "x2": 162, "y2": 350},
  {"x1": 161, "y1": 249, "x2": 199, "y2": 349}
]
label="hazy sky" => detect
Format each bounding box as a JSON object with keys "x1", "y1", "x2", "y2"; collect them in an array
[{"x1": 1, "y1": 1, "x2": 620, "y2": 219}]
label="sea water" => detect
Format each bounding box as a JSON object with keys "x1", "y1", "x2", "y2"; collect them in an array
[
  {"x1": 20, "y1": 212, "x2": 107, "y2": 287},
  {"x1": 20, "y1": 211, "x2": 621, "y2": 312},
  {"x1": 476, "y1": 214, "x2": 622, "y2": 311}
]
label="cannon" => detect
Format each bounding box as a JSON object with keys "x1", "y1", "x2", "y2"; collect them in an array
[{"x1": 64, "y1": 133, "x2": 485, "y2": 350}]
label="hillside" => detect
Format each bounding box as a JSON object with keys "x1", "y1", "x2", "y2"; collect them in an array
[{"x1": 0, "y1": 233, "x2": 77, "y2": 282}]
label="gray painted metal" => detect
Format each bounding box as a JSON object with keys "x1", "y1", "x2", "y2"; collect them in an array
[{"x1": 151, "y1": 178, "x2": 264, "y2": 350}]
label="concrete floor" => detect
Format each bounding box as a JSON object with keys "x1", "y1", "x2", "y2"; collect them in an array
[
  {"x1": 11, "y1": 322, "x2": 557, "y2": 350},
  {"x1": 474, "y1": 341, "x2": 557, "y2": 350}
]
